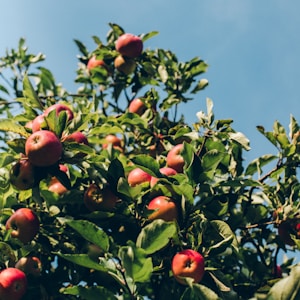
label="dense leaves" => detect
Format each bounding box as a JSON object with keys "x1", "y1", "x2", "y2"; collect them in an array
[{"x1": 0, "y1": 23, "x2": 298, "y2": 299}]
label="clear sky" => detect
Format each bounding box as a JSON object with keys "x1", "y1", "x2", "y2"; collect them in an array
[{"x1": 1, "y1": 0, "x2": 300, "y2": 165}]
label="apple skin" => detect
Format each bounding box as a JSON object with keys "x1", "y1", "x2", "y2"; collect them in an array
[
  {"x1": 115, "y1": 33, "x2": 143, "y2": 58},
  {"x1": 150, "y1": 167, "x2": 177, "y2": 187},
  {"x1": 147, "y1": 196, "x2": 178, "y2": 222},
  {"x1": 10, "y1": 158, "x2": 36, "y2": 190},
  {"x1": 87, "y1": 55, "x2": 107, "y2": 71},
  {"x1": 0, "y1": 268, "x2": 27, "y2": 300},
  {"x1": 127, "y1": 168, "x2": 152, "y2": 187},
  {"x1": 6, "y1": 208, "x2": 40, "y2": 244},
  {"x1": 48, "y1": 164, "x2": 69, "y2": 195},
  {"x1": 44, "y1": 103, "x2": 74, "y2": 122},
  {"x1": 25, "y1": 130, "x2": 63, "y2": 167},
  {"x1": 31, "y1": 114, "x2": 47, "y2": 132},
  {"x1": 62, "y1": 131, "x2": 89, "y2": 145},
  {"x1": 15, "y1": 257, "x2": 42, "y2": 277},
  {"x1": 84, "y1": 183, "x2": 118, "y2": 212},
  {"x1": 114, "y1": 55, "x2": 136, "y2": 75},
  {"x1": 103, "y1": 134, "x2": 123, "y2": 151},
  {"x1": 171, "y1": 249, "x2": 205, "y2": 285},
  {"x1": 166, "y1": 144, "x2": 185, "y2": 173},
  {"x1": 128, "y1": 98, "x2": 146, "y2": 116}
]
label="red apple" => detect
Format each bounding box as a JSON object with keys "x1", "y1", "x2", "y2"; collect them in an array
[
  {"x1": 0, "y1": 268, "x2": 27, "y2": 300},
  {"x1": 84, "y1": 183, "x2": 118, "y2": 212},
  {"x1": 166, "y1": 144, "x2": 185, "y2": 173},
  {"x1": 10, "y1": 158, "x2": 36, "y2": 190},
  {"x1": 62, "y1": 131, "x2": 89, "y2": 145},
  {"x1": 150, "y1": 167, "x2": 177, "y2": 187},
  {"x1": 114, "y1": 55, "x2": 136, "y2": 75},
  {"x1": 128, "y1": 98, "x2": 146, "y2": 116},
  {"x1": 127, "y1": 168, "x2": 152, "y2": 187},
  {"x1": 6, "y1": 208, "x2": 40, "y2": 244},
  {"x1": 115, "y1": 33, "x2": 143, "y2": 58},
  {"x1": 31, "y1": 114, "x2": 47, "y2": 132},
  {"x1": 48, "y1": 164, "x2": 69, "y2": 195},
  {"x1": 147, "y1": 196, "x2": 178, "y2": 222},
  {"x1": 87, "y1": 55, "x2": 107, "y2": 71},
  {"x1": 44, "y1": 103, "x2": 74, "y2": 122},
  {"x1": 171, "y1": 249, "x2": 205, "y2": 285},
  {"x1": 15, "y1": 257, "x2": 42, "y2": 277},
  {"x1": 102, "y1": 135, "x2": 123, "y2": 151},
  {"x1": 25, "y1": 130, "x2": 63, "y2": 167}
]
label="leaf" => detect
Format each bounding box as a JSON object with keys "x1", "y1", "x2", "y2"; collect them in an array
[
  {"x1": 210, "y1": 220, "x2": 239, "y2": 252},
  {"x1": 66, "y1": 219, "x2": 110, "y2": 252},
  {"x1": 22, "y1": 75, "x2": 43, "y2": 110},
  {"x1": 61, "y1": 285, "x2": 118, "y2": 300},
  {"x1": 245, "y1": 154, "x2": 277, "y2": 176},
  {"x1": 181, "y1": 283, "x2": 221, "y2": 300},
  {"x1": 131, "y1": 155, "x2": 161, "y2": 177},
  {"x1": 141, "y1": 31, "x2": 159, "y2": 42},
  {"x1": 118, "y1": 241, "x2": 153, "y2": 282},
  {"x1": 267, "y1": 265, "x2": 300, "y2": 300},
  {"x1": 228, "y1": 132, "x2": 250, "y2": 151},
  {"x1": 201, "y1": 150, "x2": 226, "y2": 180},
  {"x1": 136, "y1": 219, "x2": 177, "y2": 254},
  {"x1": 0, "y1": 119, "x2": 29, "y2": 137},
  {"x1": 57, "y1": 253, "x2": 108, "y2": 272}
]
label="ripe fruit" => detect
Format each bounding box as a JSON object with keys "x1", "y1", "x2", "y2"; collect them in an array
[
  {"x1": 15, "y1": 257, "x2": 42, "y2": 277},
  {"x1": 6, "y1": 208, "x2": 40, "y2": 244},
  {"x1": 115, "y1": 33, "x2": 143, "y2": 58},
  {"x1": 171, "y1": 249, "x2": 205, "y2": 285},
  {"x1": 147, "y1": 196, "x2": 178, "y2": 222},
  {"x1": 150, "y1": 167, "x2": 177, "y2": 187},
  {"x1": 44, "y1": 103, "x2": 74, "y2": 122},
  {"x1": 31, "y1": 114, "x2": 47, "y2": 132},
  {"x1": 25, "y1": 130, "x2": 63, "y2": 167},
  {"x1": 10, "y1": 158, "x2": 36, "y2": 190},
  {"x1": 114, "y1": 55, "x2": 136, "y2": 75},
  {"x1": 63, "y1": 131, "x2": 89, "y2": 145},
  {"x1": 0, "y1": 268, "x2": 27, "y2": 300},
  {"x1": 128, "y1": 98, "x2": 146, "y2": 116},
  {"x1": 127, "y1": 168, "x2": 152, "y2": 187},
  {"x1": 48, "y1": 164, "x2": 69, "y2": 195},
  {"x1": 87, "y1": 55, "x2": 107, "y2": 71},
  {"x1": 84, "y1": 183, "x2": 118, "y2": 212},
  {"x1": 103, "y1": 135, "x2": 123, "y2": 151},
  {"x1": 166, "y1": 144, "x2": 185, "y2": 173}
]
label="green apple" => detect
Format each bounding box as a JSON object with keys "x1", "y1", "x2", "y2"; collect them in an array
[{"x1": 114, "y1": 55, "x2": 136, "y2": 75}]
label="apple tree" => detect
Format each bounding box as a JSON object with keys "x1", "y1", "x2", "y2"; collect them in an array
[{"x1": 0, "y1": 23, "x2": 299, "y2": 299}]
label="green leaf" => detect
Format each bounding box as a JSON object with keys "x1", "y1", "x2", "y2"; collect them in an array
[
  {"x1": 228, "y1": 132, "x2": 250, "y2": 151},
  {"x1": 201, "y1": 150, "x2": 226, "y2": 180},
  {"x1": 136, "y1": 219, "x2": 177, "y2": 254},
  {"x1": 141, "y1": 31, "x2": 159, "y2": 42},
  {"x1": 267, "y1": 265, "x2": 300, "y2": 300},
  {"x1": 210, "y1": 220, "x2": 239, "y2": 252},
  {"x1": 118, "y1": 241, "x2": 153, "y2": 283},
  {"x1": 57, "y1": 253, "x2": 108, "y2": 272},
  {"x1": 22, "y1": 75, "x2": 43, "y2": 110},
  {"x1": 131, "y1": 155, "x2": 161, "y2": 177},
  {"x1": 61, "y1": 285, "x2": 118, "y2": 300},
  {"x1": 245, "y1": 154, "x2": 277, "y2": 176},
  {"x1": 0, "y1": 119, "x2": 30, "y2": 137},
  {"x1": 181, "y1": 283, "x2": 221, "y2": 300},
  {"x1": 66, "y1": 219, "x2": 110, "y2": 252}
]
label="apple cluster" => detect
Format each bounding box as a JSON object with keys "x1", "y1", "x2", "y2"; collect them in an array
[{"x1": 87, "y1": 33, "x2": 143, "y2": 76}]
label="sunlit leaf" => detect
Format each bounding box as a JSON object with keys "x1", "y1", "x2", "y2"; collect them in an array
[{"x1": 136, "y1": 220, "x2": 177, "y2": 254}]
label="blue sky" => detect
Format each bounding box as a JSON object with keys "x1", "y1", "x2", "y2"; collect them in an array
[{"x1": 1, "y1": 1, "x2": 300, "y2": 165}]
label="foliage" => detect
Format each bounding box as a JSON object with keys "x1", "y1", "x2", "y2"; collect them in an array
[{"x1": 0, "y1": 23, "x2": 299, "y2": 299}]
